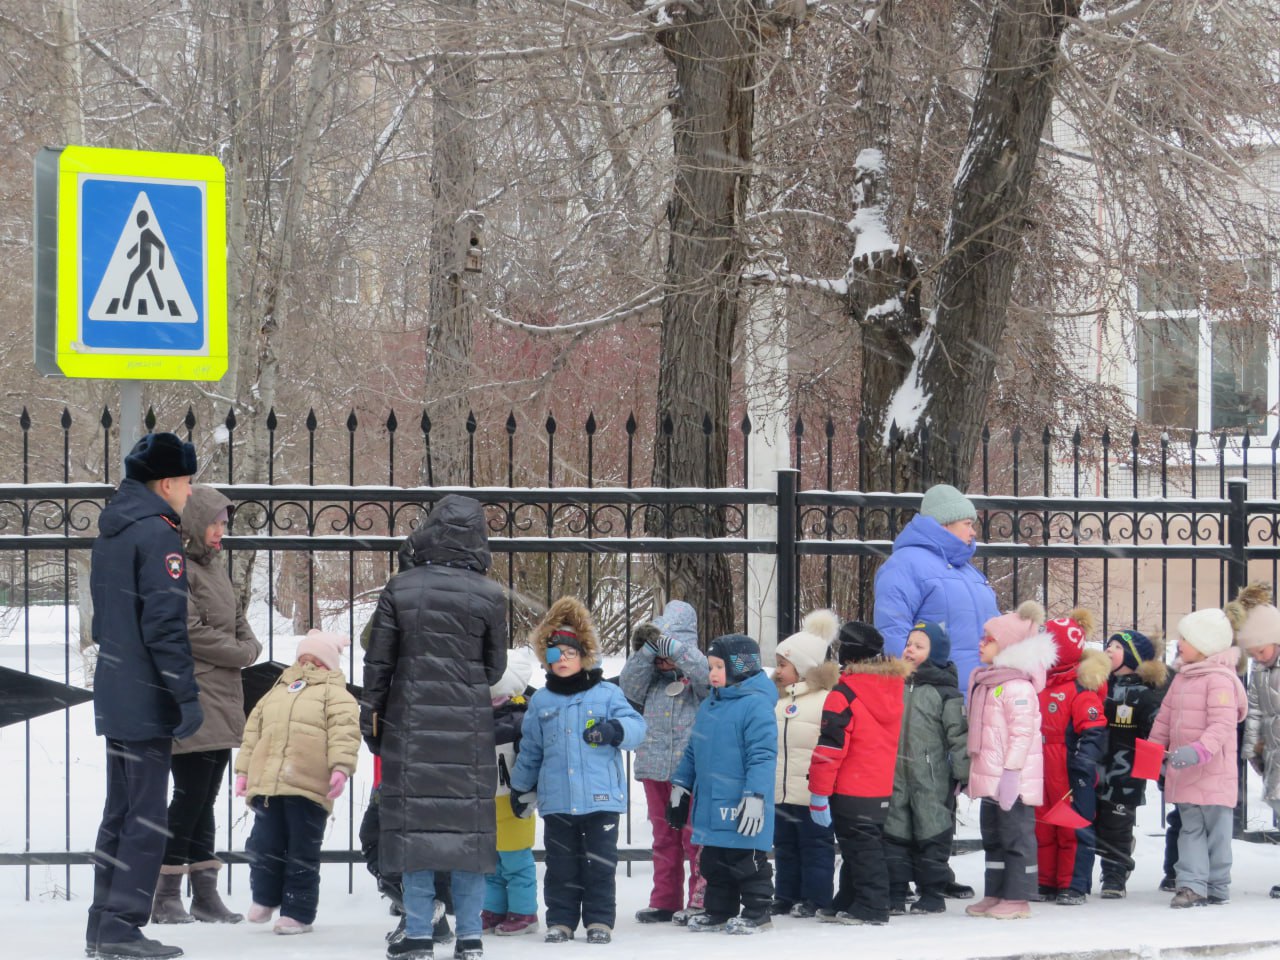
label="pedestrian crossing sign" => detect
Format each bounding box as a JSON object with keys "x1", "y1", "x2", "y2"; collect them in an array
[{"x1": 33, "y1": 146, "x2": 227, "y2": 380}]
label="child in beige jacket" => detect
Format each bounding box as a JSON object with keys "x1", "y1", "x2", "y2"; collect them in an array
[{"x1": 234, "y1": 630, "x2": 360, "y2": 934}]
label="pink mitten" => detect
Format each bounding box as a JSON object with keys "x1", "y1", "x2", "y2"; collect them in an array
[
  {"x1": 996, "y1": 769, "x2": 1021, "y2": 811},
  {"x1": 326, "y1": 769, "x2": 349, "y2": 800},
  {"x1": 234, "y1": 774, "x2": 248, "y2": 798}
]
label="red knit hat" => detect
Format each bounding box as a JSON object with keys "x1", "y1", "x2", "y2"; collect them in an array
[{"x1": 1043, "y1": 608, "x2": 1096, "y2": 669}]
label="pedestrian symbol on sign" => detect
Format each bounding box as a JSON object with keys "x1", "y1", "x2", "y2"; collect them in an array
[{"x1": 87, "y1": 191, "x2": 198, "y2": 324}]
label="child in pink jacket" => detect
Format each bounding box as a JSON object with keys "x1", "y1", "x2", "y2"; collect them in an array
[
  {"x1": 1149, "y1": 608, "x2": 1248, "y2": 908},
  {"x1": 964, "y1": 601, "x2": 1055, "y2": 921}
]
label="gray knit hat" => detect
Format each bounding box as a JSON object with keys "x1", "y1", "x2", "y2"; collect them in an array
[{"x1": 919, "y1": 483, "x2": 977, "y2": 526}]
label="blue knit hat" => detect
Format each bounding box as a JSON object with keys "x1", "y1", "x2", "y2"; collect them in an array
[
  {"x1": 1109, "y1": 629, "x2": 1156, "y2": 672},
  {"x1": 708, "y1": 634, "x2": 762, "y2": 685},
  {"x1": 919, "y1": 483, "x2": 977, "y2": 527},
  {"x1": 911, "y1": 620, "x2": 952, "y2": 666}
]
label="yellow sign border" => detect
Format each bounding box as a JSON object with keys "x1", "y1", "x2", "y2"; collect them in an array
[{"x1": 55, "y1": 146, "x2": 227, "y2": 381}]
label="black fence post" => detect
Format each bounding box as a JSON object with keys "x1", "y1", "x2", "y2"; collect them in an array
[
  {"x1": 1227, "y1": 476, "x2": 1249, "y2": 838},
  {"x1": 776, "y1": 468, "x2": 799, "y2": 642}
]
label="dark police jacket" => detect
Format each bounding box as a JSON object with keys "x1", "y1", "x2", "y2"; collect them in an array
[{"x1": 91, "y1": 478, "x2": 200, "y2": 741}]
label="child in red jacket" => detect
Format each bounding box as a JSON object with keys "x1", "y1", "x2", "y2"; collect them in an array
[
  {"x1": 807, "y1": 621, "x2": 907, "y2": 925},
  {"x1": 1035, "y1": 610, "x2": 1109, "y2": 905}
]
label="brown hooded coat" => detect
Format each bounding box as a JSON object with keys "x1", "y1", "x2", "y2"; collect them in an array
[{"x1": 175, "y1": 485, "x2": 261, "y2": 754}]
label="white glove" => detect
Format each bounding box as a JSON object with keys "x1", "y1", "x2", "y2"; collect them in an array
[{"x1": 736, "y1": 794, "x2": 765, "y2": 837}]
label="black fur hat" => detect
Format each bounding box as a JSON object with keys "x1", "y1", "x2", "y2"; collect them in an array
[
  {"x1": 836, "y1": 620, "x2": 885, "y2": 665},
  {"x1": 124, "y1": 432, "x2": 197, "y2": 483}
]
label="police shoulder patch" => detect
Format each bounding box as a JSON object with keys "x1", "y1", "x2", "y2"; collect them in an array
[{"x1": 165, "y1": 553, "x2": 184, "y2": 580}]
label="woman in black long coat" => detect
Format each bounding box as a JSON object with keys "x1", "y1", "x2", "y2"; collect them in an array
[{"x1": 363, "y1": 494, "x2": 507, "y2": 960}]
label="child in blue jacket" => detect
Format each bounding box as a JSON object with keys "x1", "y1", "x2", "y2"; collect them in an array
[
  {"x1": 669, "y1": 634, "x2": 779, "y2": 935},
  {"x1": 509, "y1": 598, "x2": 645, "y2": 946}
]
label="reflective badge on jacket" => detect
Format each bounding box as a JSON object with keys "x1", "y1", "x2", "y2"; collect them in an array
[{"x1": 165, "y1": 553, "x2": 184, "y2": 579}]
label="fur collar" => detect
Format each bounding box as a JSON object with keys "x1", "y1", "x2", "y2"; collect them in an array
[
  {"x1": 1136, "y1": 656, "x2": 1169, "y2": 688},
  {"x1": 778, "y1": 661, "x2": 841, "y2": 697},
  {"x1": 988, "y1": 632, "x2": 1058, "y2": 690},
  {"x1": 841, "y1": 657, "x2": 911, "y2": 679},
  {"x1": 544, "y1": 666, "x2": 604, "y2": 695},
  {"x1": 1075, "y1": 648, "x2": 1112, "y2": 693}
]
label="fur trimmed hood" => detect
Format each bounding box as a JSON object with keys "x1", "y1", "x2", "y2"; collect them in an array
[
  {"x1": 840, "y1": 657, "x2": 912, "y2": 679},
  {"x1": 777, "y1": 660, "x2": 841, "y2": 696},
  {"x1": 530, "y1": 596, "x2": 600, "y2": 670},
  {"x1": 989, "y1": 632, "x2": 1058, "y2": 691},
  {"x1": 1076, "y1": 648, "x2": 1112, "y2": 693},
  {"x1": 1137, "y1": 652, "x2": 1169, "y2": 688}
]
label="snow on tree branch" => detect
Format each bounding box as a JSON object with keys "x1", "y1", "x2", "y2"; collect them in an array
[
  {"x1": 880, "y1": 313, "x2": 935, "y2": 445},
  {"x1": 481, "y1": 290, "x2": 664, "y2": 335}
]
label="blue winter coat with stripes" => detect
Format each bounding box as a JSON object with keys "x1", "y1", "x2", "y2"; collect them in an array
[
  {"x1": 509, "y1": 669, "x2": 646, "y2": 816},
  {"x1": 672, "y1": 670, "x2": 779, "y2": 851}
]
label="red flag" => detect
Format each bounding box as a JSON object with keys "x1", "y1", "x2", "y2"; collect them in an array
[
  {"x1": 1133, "y1": 737, "x2": 1164, "y2": 781},
  {"x1": 1039, "y1": 792, "x2": 1090, "y2": 830}
]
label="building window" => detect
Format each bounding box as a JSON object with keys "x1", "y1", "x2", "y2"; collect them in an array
[
  {"x1": 1137, "y1": 314, "x2": 1198, "y2": 430},
  {"x1": 1134, "y1": 260, "x2": 1274, "y2": 433},
  {"x1": 1210, "y1": 319, "x2": 1267, "y2": 431}
]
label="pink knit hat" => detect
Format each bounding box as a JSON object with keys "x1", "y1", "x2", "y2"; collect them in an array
[
  {"x1": 983, "y1": 600, "x2": 1046, "y2": 651},
  {"x1": 296, "y1": 629, "x2": 349, "y2": 671}
]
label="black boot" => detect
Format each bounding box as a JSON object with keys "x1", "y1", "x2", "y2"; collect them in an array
[
  {"x1": 387, "y1": 937, "x2": 433, "y2": 960},
  {"x1": 98, "y1": 937, "x2": 184, "y2": 960}
]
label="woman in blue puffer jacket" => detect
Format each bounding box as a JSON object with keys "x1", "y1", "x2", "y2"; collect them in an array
[{"x1": 873, "y1": 484, "x2": 1000, "y2": 696}]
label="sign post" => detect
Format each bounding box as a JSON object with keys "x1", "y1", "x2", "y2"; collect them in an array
[{"x1": 33, "y1": 145, "x2": 228, "y2": 466}]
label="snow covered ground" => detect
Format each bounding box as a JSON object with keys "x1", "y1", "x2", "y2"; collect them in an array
[{"x1": 3, "y1": 606, "x2": 1280, "y2": 959}]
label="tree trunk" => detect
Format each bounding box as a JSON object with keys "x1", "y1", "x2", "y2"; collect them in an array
[
  {"x1": 423, "y1": 0, "x2": 480, "y2": 486},
  {"x1": 651, "y1": 2, "x2": 758, "y2": 639},
  {"x1": 860, "y1": 0, "x2": 1078, "y2": 492}
]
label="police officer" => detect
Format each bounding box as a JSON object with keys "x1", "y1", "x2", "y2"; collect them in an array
[{"x1": 87, "y1": 433, "x2": 203, "y2": 960}]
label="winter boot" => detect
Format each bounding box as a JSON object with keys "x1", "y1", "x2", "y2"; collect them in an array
[
  {"x1": 1170, "y1": 887, "x2": 1207, "y2": 909},
  {"x1": 964, "y1": 897, "x2": 1001, "y2": 917},
  {"x1": 1100, "y1": 881, "x2": 1126, "y2": 899},
  {"x1": 544, "y1": 926, "x2": 574, "y2": 943},
  {"x1": 768, "y1": 899, "x2": 793, "y2": 916},
  {"x1": 495, "y1": 914, "x2": 538, "y2": 936},
  {"x1": 479, "y1": 912, "x2": 504, "y2": 935},
  {"x1": 1270, "y1": 884, "x2": 1280, "y2": 899},
  {"x1": 686, "y1": 914, "x2": 730, "y2": 932},
  {"x1": 943, "y1": 881, "x2": 975, "y2": 900},
  {"x1": 1032, "y1": 885, "x2": 1057, "y2": 903},
  {"x1": 1159, "y1": 875, "x2": 1178, "y2": 893},
  {"x1": 671, "y1": 909, "x2": 702, "y2": 926},
  {"x1": 789, "y1": 902, "x2": 818, "y2": 918},
  {"x1": 585, "y1": 925, "x2": 612, "y2": 944},
  {"x1": 909, "y1": 896, "x2": 946, "y2": 915},
  {"x1": 274, "y1": 916, "x2": 313, "y2": 935},
  {"x1": 453, "y1": 937, "x2": 484, "y2": 959},
  {"x1": 247, "y1": 903, "x2": 276, "y2": 924},
  {"x1": 984, "y1": 899, "x2": 1030, "y2": 920},
  {"x1": 1055, "y1": 889, "x2": 1086, "y2": 906},
  {"x1": 151, "y1": 870, "x2": 194, "y2": 925},
  {"x1": 432, "y1": 903, "x2": 455, "y2": 944},
  {"x1": 635, "y1": 908, "x2": 675, "y2": 923},
  {"x1": 387, "y1": 915, "x2": 408, "y2": 943},
  {"x1": 387, "y1": 937, "x2": 433, "y2": 960},
  {"x1": 725, "y1": 916, "x2": 771, "y2": 934},
  {"x1": 188, "y1": 863, "x2": 243, "y2": 923}
]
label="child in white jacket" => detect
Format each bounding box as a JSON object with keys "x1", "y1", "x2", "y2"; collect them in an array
[{"x1": 771, "y1": 610, "x2": 841, "y2": 918}]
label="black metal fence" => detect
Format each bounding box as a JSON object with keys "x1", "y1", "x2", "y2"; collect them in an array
[{"x1": 3, "y1": 405, "x2": 1280, "y2": 899}]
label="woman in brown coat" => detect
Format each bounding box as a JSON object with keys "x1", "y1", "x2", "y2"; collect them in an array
[{"x1": 152, "y1": 485, "x2": 262, "y2": 925}]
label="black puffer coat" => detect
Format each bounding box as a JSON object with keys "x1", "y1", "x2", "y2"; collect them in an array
[{"x1": 362, "y1": 495, "x2": 508, "y2": 874}]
